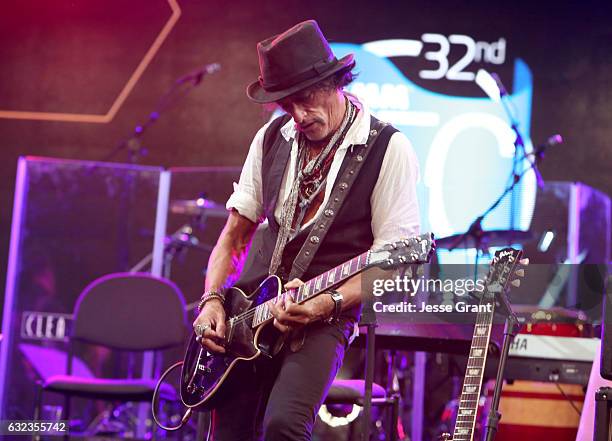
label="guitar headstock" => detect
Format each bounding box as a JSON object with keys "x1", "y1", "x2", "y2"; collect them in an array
[
  {"x1": 484, "y1": 248, "x2": 529, "y2": 296},
  {"x1": 368, "y1": 232, "x2": 436, "y2": 270}
]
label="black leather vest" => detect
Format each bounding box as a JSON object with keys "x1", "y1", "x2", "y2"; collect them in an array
[{"x1": 235, "y1": 114, "x2": 398, "y2": 302}]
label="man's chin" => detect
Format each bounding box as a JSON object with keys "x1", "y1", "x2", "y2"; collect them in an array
[{"x1": 302, "y1": 129, "x2": 329, "y2": 143}]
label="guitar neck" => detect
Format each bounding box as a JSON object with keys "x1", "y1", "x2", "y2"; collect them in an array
[
  {"x1": 451, "y1": 249, "x2": 521, "y2": 441},
  {"x1": 251, "y1": 250, "x2": 371, "y2": 327},
  {"x1": 452, "y1": 298, "x2": 495, "y2": 441}
]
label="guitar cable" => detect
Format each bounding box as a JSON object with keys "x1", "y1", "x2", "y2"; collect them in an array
[
  {"x1": 152, "y1": 360, "x2": 193, "y2": 431},
  {"x1": 152, "y1": 360, "x2": 214, "y2": 440},
  {"x1": 205, "y1": 411, "x2": 213, "y2": 441}
]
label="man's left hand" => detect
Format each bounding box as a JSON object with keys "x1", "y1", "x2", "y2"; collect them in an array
[{"x1": 269, "y1": 278, "x2": 335, "y2": 333}]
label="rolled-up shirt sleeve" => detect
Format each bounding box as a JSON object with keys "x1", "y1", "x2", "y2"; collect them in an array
[
  {"x1": 226, "y1": 121, "x2": 271, "y2": 223},
  {"x1": 370, "y1": 131, "x2": 421, "y2": 250}
]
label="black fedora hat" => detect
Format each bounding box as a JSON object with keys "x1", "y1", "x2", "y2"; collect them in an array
[{"x1": 246, "y1": 20, "x2": 354, "y2": 104}]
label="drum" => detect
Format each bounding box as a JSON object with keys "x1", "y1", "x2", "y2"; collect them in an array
[{"x1": 483, "y1": 380, "x2": 584, "y2": 441}]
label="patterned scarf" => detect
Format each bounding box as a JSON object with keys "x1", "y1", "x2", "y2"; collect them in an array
[{"x1": 269, "y1": 97, "x2": 357, "y2": 275}]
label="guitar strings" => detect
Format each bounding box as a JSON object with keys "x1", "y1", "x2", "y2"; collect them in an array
[
  {"x1": 222, "y1": 241, "x2": 427, "y2": 328},
  {"x1": 227, "y1": 289, "x2": 298, "y2": 328},
  {"x1": 228, "y1": 252, "x2": 371, "y2": 327}
]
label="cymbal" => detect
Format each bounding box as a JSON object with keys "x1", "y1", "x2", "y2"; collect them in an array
[
  {"x1": 436, "y1": 229, "x2": 533, "y2": 249},
  {"x1": 170, "y1": 198, "x2": 228, "y2": 218}
]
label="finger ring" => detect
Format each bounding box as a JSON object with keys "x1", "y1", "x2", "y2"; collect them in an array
[{"x1": 195, "y1": 324, "x2": 211, "y2": 337}]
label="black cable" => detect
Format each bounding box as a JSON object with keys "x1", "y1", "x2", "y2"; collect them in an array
[
  {"x1": 151, "y1": 361, "x2": 192, "y2": 431},
  {"x1": 554, "y1": 381, "x2": 582, "y2": 417},
  {"x1": 204, "y1": 411, "x2": 213, "y2": 441}
]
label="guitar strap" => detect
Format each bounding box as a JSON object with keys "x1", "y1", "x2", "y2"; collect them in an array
[
  {"x1": 288, "y1": 116, "x2": 393, "y2": 281},
  {"x1": 284, "y1": 117, "x2": 394, "y2": 353}
]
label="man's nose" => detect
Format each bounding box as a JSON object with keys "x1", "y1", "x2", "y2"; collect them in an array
[{"x1": 289, "y1": 105, "x2": 307, "y2": 124}]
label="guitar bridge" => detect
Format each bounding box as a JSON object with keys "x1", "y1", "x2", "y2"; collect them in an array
[{"x1": 186, "y1": 382, "x2": 205, "y2": 395}]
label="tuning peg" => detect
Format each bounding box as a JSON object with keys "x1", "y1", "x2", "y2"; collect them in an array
[
  {"x1": 519, "y1": 258, "x2": 530, "y2": 266},
  {"x1": 515, "y1": 269, "x2": 525, "y2": 277},
  {"x1": 511, "y1": 279, "x2": 521, "y2": 288}
]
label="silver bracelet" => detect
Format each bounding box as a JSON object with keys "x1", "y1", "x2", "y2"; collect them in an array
[{"x1": 197, "y1": 291, "x2": 225, "y2": 312}]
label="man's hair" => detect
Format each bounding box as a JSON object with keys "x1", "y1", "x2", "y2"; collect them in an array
[
  {"x1": 311, "y1": 64, "x2": 357, "y2": 92},
  {"x1": 265, "y1": 64, "x2": 357, "y2": 111}
]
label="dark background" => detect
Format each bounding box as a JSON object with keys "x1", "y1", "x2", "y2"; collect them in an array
[{"x1": 1, "y1": 0, "x2": 611, "y2": 326}]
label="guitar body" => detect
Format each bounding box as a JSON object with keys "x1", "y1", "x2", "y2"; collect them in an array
[
  {"x1": 175, "y1": 233, "x2": 435, "y2": 412},
  {"x1": 180, "y1": 275, "x2": 283, "y2": 410}
]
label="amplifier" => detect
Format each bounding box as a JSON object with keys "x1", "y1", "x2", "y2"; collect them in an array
[{"x1": 451, "y1": 335, "x2": 599, "y2": 385}]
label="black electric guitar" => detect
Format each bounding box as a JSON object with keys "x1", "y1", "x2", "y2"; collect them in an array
[
  {"x1": 180, "y1": 233, "x2": 435, "y2": 410},
  {"x1": 440, "y1": 247, "x2": 528, "y2": 441}
]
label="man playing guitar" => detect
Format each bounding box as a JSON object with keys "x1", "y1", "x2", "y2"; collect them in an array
[{"x1": 192, "y1": 19, "x2": 420, "y2": 440}]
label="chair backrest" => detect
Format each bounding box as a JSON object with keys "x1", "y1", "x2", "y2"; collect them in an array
[{"x1": 72, "y1": 272, "x2": 187, "y2": 351}]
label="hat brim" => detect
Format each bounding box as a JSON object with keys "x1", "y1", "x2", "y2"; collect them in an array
[{"x1": 246, "y1": 54, "x2": 355, "y2": 104}]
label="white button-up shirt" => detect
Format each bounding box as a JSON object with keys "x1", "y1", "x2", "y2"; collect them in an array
[{"x1": 226, "y1": 94, "x2": 420, "y2": 250}]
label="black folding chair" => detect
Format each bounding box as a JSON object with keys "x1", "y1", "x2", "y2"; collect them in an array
[{"x1": 33, "y1": 272, "x2": 187, "y2": 440}]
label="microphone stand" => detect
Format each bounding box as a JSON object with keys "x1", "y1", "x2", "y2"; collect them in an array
[
  {"x1": 360, "y1": 286, "x2": 377, "y2": 441},
  {"x1": 484, "y1": 282, "x2": 520, "y2": 441},
  {"x1": 101, "y1": 70, "x2": 211, "y2": 164},
  {"x1": 129, "y1": 223, "x2": 213, "y2": 277},
  {"x1": 96, "y1": 67, "x2": 218, "y2": 271},
  {"x1": 448, "y1": 137, "x2": 551, "y2": 286},
  {"x1": 492, "y1": 74, "x2": 543, "y2": 245},
  {"x1": 448, "y1": 153, "x2": 544, "y2": 254},
  {"x1": 450, "y1": 73, "x2": 545, "y2": 271}
]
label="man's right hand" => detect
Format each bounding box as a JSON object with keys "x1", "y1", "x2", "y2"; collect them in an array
[{"x1": 193, "y1": 300, "x2": 227, "y2": 353}]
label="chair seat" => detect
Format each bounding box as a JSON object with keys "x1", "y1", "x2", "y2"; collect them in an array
[
  {"x1": 43, "y1": 375, "x2": 177, "y2": 402},
  {"x1": 325, "y1": 379, "x2": 387, "y2": 405}
]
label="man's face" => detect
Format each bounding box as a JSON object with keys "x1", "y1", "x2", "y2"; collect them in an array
[{"x1": 276, "y1": 86, "x2": 341, "y2": 142}]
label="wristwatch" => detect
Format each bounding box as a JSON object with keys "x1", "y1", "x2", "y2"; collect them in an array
[{"x1": 326, "y1": 290, "x2": 343, "y2": 324}]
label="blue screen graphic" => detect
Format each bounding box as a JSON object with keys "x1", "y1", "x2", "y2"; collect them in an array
[{"x1": 330, "y1": 41, "x2": 537, "y2": 262}]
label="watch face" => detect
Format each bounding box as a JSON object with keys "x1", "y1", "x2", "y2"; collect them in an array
[{"x1": 331, "y1": 291, "x2": 343, "y2": 301}]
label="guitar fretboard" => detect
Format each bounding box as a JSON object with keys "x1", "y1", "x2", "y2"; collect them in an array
[
  {"x1": 452, "y1": 260, "x2": 515, "y2": 441},
  {"x1": 452, "y1": 301, "x2": 495, "y2": 440},
  {"x1": 250, "y1": 250, "x2": 370, "y2": 327}
]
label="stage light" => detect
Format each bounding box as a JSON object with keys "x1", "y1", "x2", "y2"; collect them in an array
[{"x1": 538, "y1": 230, "x2": 555, "y2": 252}]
